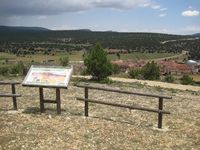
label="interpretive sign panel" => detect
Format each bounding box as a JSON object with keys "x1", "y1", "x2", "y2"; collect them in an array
[{"x1": 22, "y1": 65, "x2": 73, "y2": 88}]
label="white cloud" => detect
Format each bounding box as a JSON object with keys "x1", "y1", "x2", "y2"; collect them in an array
[
  {"x1": 159, "y1": 13, "x2": 167, "y2": 17},
  {"x1": 0, "y1": 0, "x2": 162, "y2": 16},
  {"x1": 92, "y1": 0, "x2": 152, "y2": 9},
  {"x1": 160, "y1": 8, "x2": 167, "y2": 11},
  {"x1": 151, "y1": 5, "x2": 160, "y2": 10},
  {"x1": 37, "y1": 16, "x2": 47, "y2": 20},
  {"x1": 182, "y1": 10, "x2": 199, "y2": 17}
]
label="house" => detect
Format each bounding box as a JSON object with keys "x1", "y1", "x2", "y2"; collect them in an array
[
  {"x1": 112, "y1": 59, "x2": 194, "y2": 75},
  {"x1": 112, "y1": 60, "x2": 146, "y2": 71},
  {"x1": 158, "y1": 61, "x2": 193, "y2": 75}
]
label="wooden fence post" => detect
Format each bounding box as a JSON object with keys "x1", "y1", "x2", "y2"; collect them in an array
[
  {"x1": 84, "y1": 87, "x2": 89, "y2": 116},
  {"x1": 11, "y1": 84, "x2": 17, "y2": 110},
  {"x1": 56, "y1": 88, "x2": 61, "y2": 114},
  {"x1": 39, "y1": 87, "x2": 45, "y2": 113},
  {"x1": 76, "y1": 83, "x2": 172, "y2": 128},
  {"x1": 158, "y1": 97, "x2": 163, "y2": 128}
]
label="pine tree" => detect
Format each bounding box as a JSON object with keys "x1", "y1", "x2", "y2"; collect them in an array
[{"x1": 84, "y1": 43, "x2": 112, "y2": 81}]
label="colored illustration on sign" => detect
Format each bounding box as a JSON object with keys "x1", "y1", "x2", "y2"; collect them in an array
[{"x1": 23, "y1": 65, "x2": 73, "y2": 87}]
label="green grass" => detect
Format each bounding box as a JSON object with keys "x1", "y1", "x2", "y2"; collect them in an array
[
  {"x1": 108, "y1": 52, "x2": 175, "y2": 61},
  {"x1": 0, "y1": 51, "x2": 176, "y2": 65},
  {"x1": 0, "y1": 52, "x2": 16, "y2": 60},
  {"x1": 0, "y1": 51, "x2": 84, "y2": 64}
]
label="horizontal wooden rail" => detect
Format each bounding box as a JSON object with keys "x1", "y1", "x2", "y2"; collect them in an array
[
  {"x1": 76, "y1": 84, "x2": 172, "y2": 100},
  {"x1": 0, "y1": 81, "x2": 21, "y2": 110},
  {"x1": 43, "y1": 99, "x2": 57, "y2": 104},
  {"x1": 0, "y1": 94, "x2": 21, "y2": 97},
  {"x1": 76, "y1": 83, "x2": 172, "y2": 129},
  {"x1": 77, "y1": 97, "x2": 170, "y2": 114},
  {"x1": 0, "y1": 81, "x2": 21, "y2": 85}
]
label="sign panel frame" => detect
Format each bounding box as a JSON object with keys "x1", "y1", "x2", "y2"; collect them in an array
[{"x1": 22, "y1": 65, "x2": 73, "y2": 89}]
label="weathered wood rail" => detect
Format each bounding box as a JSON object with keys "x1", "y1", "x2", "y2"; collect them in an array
[
  {"x1": 76, "y1": 83, "x2": 172, "y2": 129},
  {"x1": 0, "y1": 81, "x2": 21, "y2": 110}
]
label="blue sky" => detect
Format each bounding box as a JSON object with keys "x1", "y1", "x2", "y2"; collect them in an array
[{"x1": 0, "y1": 0, "x2": 199, "y2": 34}]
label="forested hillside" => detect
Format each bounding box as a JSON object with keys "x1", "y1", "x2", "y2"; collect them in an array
[{"x1": 0, "y1": 26, "x2": 199, "y2": 59}]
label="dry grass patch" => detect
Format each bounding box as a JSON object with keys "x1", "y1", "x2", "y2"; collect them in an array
[{"x1": 0, "y1": 80, "x2": 200, "y2": 149}]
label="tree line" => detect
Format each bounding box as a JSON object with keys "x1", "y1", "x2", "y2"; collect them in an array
[{"x1": 0, "y1": 29, "x2": 199, "y2": 59}]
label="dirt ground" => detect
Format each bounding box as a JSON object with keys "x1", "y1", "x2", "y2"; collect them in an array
[
  {"x1": 110, "y1": 77, "x2": 200, "y2": 92},
  {"x1": 0, "y1": 80, "x2": 200, "y2": 150}
]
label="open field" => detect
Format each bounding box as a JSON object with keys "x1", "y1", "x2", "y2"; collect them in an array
[
  {"x1": 0, "y1": 51, "x2": 176, "y2": 64},
  {"x1": 108, "y1": 52, "x2": 176, "y2": 61},
  {"x1": 0, "y1": 78, "x2": 200, "y2": 149},
  {"x1": 0, "y1": 51, "x2": 84, "y2": 64}
]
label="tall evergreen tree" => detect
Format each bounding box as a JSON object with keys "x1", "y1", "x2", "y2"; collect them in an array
[{"x1": 84, "y1": 43, "x2": 112, "y2": 81}]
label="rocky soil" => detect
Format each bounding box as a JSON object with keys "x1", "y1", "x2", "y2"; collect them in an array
[{"x1": 0, "y1": 80, "x2": 200, "y2": 150}]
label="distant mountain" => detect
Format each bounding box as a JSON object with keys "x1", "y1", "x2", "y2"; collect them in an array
[
  {"x1": 77, "y1": 29, "x2": 92, "y2": 32},
  {"x1": 0, "y1": 25, "x2": 199, "y2": 59},
  {"x1": 105, "y1": 30, "x2": 118, "y2": 33},
  {"x1": 192, "y1": 33, "x2": 200, "y2": 37},
  {"x1": 0, "y1": 25, "x2": 191, "y2": 48},
  {"x1": 0, "y1": 25, "x2": 50, "y2": 32}
]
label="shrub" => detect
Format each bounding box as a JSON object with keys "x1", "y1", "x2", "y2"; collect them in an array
[
  {"x1": 80, "y1": 68, "x2": 89, "y2": 75},
  {"x1": 59, "y1": 55, "x2": 69, "y2": 66},
  {"x1": 16, "y1": 61, "x2": 25, "y2": 75},
  {"x1": 9, "y1": 61, "x2": 25, "y2": 75},
  {"x1": 0, "y1": 66, "x2": 9, "y2": 75},
  {"x1": 84, "y1": 43, "x2": 112, "y2": 81},
  {"x1": 141, "y1": 61, "x2": 160, "y2": 80},
  {"x1": 128, "y1": 68, "x2": 143, "y2": 79},
  {"x1": 112, "y1": 64, "x2": 120, "y2": 74},
  {"x1": 99, "y1": 78, "x2": 114, "y2": 84},
  {"x1": 164, "y1": 75, "x2": 175, "y2": 83},
  {"x1": 180, "y1": 75, "x2": 193, "y2": 85}
]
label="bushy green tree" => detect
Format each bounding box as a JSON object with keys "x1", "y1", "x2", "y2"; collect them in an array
[
  {"x1": 141, "y1": 61, "x2": 160, "y2": 80},
  {"x1": 128, "y1": 62, "x2": 160, "y2": 80},
  {"x1": 180, "y1": 75, "x2": 193, "y2": 85},
  {"x1": 84, "y1": 43, "x2": 112, "y2": 81},
  {"x1": 59, "y1": 55, "x2": 69, "y2": 66}
]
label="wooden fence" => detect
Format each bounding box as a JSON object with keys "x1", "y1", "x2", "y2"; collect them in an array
[
  {"x1": 0, "y1": 81, "x2": 21, "y2": 110},
  {"x1": 76, "y1": 83, "x2": 172, "y2": 129}
]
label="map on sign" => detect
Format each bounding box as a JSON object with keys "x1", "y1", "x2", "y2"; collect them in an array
[{"x1": 22, "y1": 65, "x2": 73, "y2": 88}]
